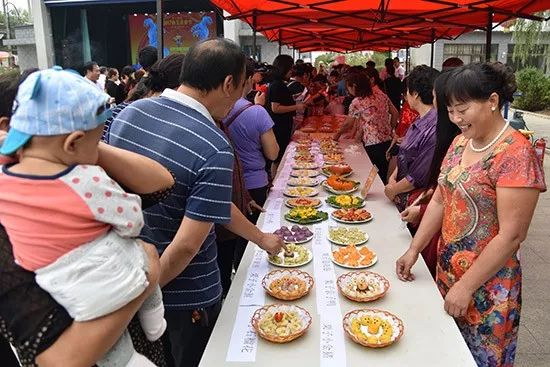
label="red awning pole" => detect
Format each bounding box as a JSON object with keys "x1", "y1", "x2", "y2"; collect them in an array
[{"x1": 486, "y1": 10, "x2": 493, "y2": 62}]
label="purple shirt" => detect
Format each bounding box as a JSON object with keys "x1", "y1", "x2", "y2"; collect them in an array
[
  {"x1": 396, "y1": 108, "x2": 437, "y2": 188},
  {"x1": 223, "y1": 98, "x2": 275, "y2": 190}
]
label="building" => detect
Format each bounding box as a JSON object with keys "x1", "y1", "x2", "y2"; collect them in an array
[
  {"x1": 410, "y1": 28, "x2": 550, "y2": 73},
  {"x1": 3, "y1": 25, "x2": 38, "y2": 71}
]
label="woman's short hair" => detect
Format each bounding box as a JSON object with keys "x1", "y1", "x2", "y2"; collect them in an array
[
  {"x1": 345, "y1": 72, "x2": 373, "y2": 98},
  {"x1": 444, "y1": 62, "x2": 516, "y2": 109},
  {"x1": 273, "y1": 54, "x2": 295, "y2": 80},
  {"x1": 149, "y1": 53, "x2": 185, "y2": 92},
  {"x1": 107, "y1": 68, "x2": 119, "y2": 79},
  {"x1": 407, "y1": 65, "x2": 441, "y2": 105}
]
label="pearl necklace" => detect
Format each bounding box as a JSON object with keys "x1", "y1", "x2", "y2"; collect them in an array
[{"x1": 469, "y1": 121, "x2": 510, "y2": 153}]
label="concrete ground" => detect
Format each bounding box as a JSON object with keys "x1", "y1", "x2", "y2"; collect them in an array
[{"x1": 512, "y1": 110, "x2": 550, "y2": 367}]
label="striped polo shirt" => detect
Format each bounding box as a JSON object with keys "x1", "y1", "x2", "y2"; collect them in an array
[{"x1": 108, "y1": 89, "x2": 233, "y2": 310}]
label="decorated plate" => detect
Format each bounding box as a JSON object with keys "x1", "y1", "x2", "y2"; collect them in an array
[
  {"x1": 288, "y1": 177, "x2": 320, "y2": 187},
  {"x1": 331, "y1": 208, "x2": 373, "y2": 224},
  {"x1": 262, "y1": 269, "x2": 314, "y2": 301},
  {"x1": 342, "y1": 309, "x2": 404, "y2": 348},
  {"x1": 268, "y1": 244, "x2": 313, "y2": 267},
  {"x1": 328, "y1": 227, "x2": 369, "y2": 246},
  {"x1": 321, "y1": 164, "x2": 353, "y2": 178},
  {"x1": 284, "y1": 207, "x2": 328, "y2": 224},
  {"x1": 337, "y1": 271, "x2": 389, "y2": 302},
  {"x1": 273, "y1": 225, "x2": 314, "y2": 244},
  {"x1": 332, "y1": 244, "x2": 377, "y2": 269},
  {"x1": 292, "y1": 162, "x2": 319, "y2": 170},
  {"x1": 326, "y1": 195, "x2": 365, "y2": 209},
  {"x1": 283, "y1": 187, "x2": 319, "y2": 198},
  {"x1": 290, "y1": 169, "x2": 320, "y2": 178},
  {"x1": 321, "y1": 179, "x2": 360, "y2": 195},
  {"x1": 252, "y1": 304, "x2": 313, "y2": 343},
  {"x1": 285, "y1": 197, "x2": 322, "y2": 209}
]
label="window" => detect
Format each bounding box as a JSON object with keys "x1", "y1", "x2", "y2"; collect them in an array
[
  {"x1": 243, "y1": 45, "x2": 261, "y2": 61},
  {"x1": 443, "y1": 43, "x2": 498, "y2": 65},
  {"x1": 506, "y1": 44, "x2": 549, "y2": 74}
]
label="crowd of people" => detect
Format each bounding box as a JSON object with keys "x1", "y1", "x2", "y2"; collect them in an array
[{"x1": 0, "y1": 37, "x2": 545, "y2": 367}]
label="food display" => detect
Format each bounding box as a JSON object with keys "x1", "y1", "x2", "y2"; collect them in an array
[
  {"x1": 262, "y1": 269, "x2": 314, "y2": 301},
  {"x1": 290, "y1": 169, "x2": 320, "y2": 178},
  {"x1": 252, "y1": 304, "x2": 313, "y2": 343},
  {"x1": 332, "y1": 208, "x2": 373, "y2": 224},
  {"x1": 292, "y1": 162, "x2": 319, "y2": 170},
  {"x1": 322, "y1": 176, "x2": 360, "y2": 194},
  {"x1": 268, "y1": 244, "x2": 313, "y2": 267},
  {"x1": 322, "y1": 164, "x2": 353, "y2": 177},
  {"x1": 294, "y1": 154, "x2": 316, "y2": 163},
  {"x1": 300, "y1": 126, "x2": 317, "y2": 133},
  {"x1": 273, "y1": 225, "x2": 314, "y2": 244},
  {"x1": 323, "y1": 152, "x2": 344, "y2": 164},
  {"x1": 337, "y1": 271, "x2": 389, "y2": 302},
  {"x1": 326, "y1": 195, "x2": 365, "y2": 209},
  {"x1": 332, "y1": 244, "x2": 377, "y2": 268},
  {"x1": 285, "y1": 207, "x2": 328, "y2": 224},
  {"x1": 320, "y1": 138, "x2": 338, "y2": 150},
  {"x1": 328, "y1": 227, "x2": 369, "y2": 246},
  {"x1": 288, "y1": 177, "x2": 320, "y2": 187},
  {"x1": 343, "y1": 309, "x2": 404, "y2": 347},
  {"x1": 283, "y1": 186, "x2": 319, "y2": 198},
  {"x1": 285, "y1": 197, "x2": 322, "y2": 208}
]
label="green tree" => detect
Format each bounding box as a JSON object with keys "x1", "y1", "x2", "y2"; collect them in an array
[
  {"x1": 0, "y1": 7, "x2": 31, "y2": 38},
  {"x1": 512, "y1": 11, "x2": 550, "y2": 72},
  {"x1": 315, "y1": 53, "x2": 336, "y2": 67}
]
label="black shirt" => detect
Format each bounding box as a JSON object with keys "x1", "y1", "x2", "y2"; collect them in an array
[
  {"x1": 105, "y1": 80, "x2": 126, "y2": 105},
  {"x1": 287, "y1": 80, "x2": 306, "y2": 99},
  {"x1": 383, "y1": 76, "x2": 402, "y2": 111},
  {"x1": 267, "y1": 79, "x2": 295, "y2": 162}
]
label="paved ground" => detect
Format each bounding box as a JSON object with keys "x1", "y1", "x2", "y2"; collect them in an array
[{"x1": 512, "y1": 111, "x2": 550, "y2": 367}]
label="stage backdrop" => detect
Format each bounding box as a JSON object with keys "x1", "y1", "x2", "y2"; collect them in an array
[{"x1": 128, "y1": 12, "x2": 217, "y2": 66}]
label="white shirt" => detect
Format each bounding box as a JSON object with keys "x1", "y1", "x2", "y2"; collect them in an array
[
  {"x1": 98, "y1": 74, "x2": 106, "y2": 91},
  {"x1": 161, "y1": 88, "x2": 216, "y2": 125},
  {"x1": 85, "y1": 77, "x2": 103, "y2": 92},
  {"x1": 396, "y1": 65, "x2": 405, "y2": 81}
]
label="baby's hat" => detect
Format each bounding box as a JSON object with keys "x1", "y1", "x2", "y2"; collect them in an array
[{"x1": 1, "y1": 66, "x2": 111, "y2": 155}]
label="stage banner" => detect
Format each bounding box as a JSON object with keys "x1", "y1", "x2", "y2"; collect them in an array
[{"x1": 128, "y1": 12, "x2": 217, "y2": 66}]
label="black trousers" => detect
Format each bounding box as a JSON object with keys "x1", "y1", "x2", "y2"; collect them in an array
[
  {"x1": 0, "y1": 337, "x2": 19, "y2": 367},
  {"x1": 162, "y1": 300, "x2": 222, "y2": 367},
  {"x1": 364, "y1": 140, "x2": 392, "y2": 185}
]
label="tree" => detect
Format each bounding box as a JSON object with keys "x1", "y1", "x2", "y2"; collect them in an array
[
  {"x1": 512, "y1": 11, "x2": 550, "y2": 73},
  {"x1": 0, "y1": 7, "x2": 31, "y2": 38}
]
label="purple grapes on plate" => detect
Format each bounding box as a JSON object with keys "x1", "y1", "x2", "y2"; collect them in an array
[{"x1": 273, "y1": 225, "x2": 313, "y2": 243}]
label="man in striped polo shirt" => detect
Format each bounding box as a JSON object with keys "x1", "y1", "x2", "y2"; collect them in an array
[{"x1": 109, "y1": 39, "x2": 284, "y2": 366}]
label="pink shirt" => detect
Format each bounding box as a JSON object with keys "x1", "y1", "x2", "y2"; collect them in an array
[
  {"x1": 0, "y1": 164, "x2": 143, "y2": 271},
  {"x1": 348, "y1": 87, "x2": 393, "y2": 146}
]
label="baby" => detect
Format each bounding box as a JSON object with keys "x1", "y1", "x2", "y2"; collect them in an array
[{"x1": 0, "y1": 67, "x2": 165, "y2": 366}]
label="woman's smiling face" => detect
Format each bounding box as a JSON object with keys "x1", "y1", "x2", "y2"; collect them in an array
[{"x1": 446, "y1": 93, "x2": 498, "y2": 141}]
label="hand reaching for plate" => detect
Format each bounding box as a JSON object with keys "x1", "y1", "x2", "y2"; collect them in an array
[{"x1": 258, "y1": 232, "x2": 287, "y2": 256}]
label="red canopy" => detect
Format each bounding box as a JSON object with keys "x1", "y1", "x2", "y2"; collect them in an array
[{"x1": 211, "y1": 0, "x2": 549, "y2": 51}]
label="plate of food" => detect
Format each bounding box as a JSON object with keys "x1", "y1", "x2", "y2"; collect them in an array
[
  {"x1": 331, "y1": 208, "x2": 373, "y2": 224},
  {"x1": 273, "y1": 225, "x2": 314, "y2": 244},
  {"x1": 285, "y1": 197, "x2": 322, "y2": 209},
  {"x1": 332, "y1": 244, "x2": 377, "y2": 269},
  {"x1": 320, "y1": 138, "x2": 338, "y2": 150},
  {"x1": 288, "y1": 177, "x2": 320, "y2": 187},
  {"x1": 319, "y1": 124, "x2": 335, "y2": 133},
  {"x1": 300, "y1": 126, "x2": 317, "y2": 133},
  {"x1": 328, "y1": 227, "x2": 369, "y2": 246},
  {"x1": 326, "y1": 195, "x2": 365, "y2": 209},
  {"x1": 262, "y1": 269, "x2": 314, "y2": 301},
  {"x1": 321, "y1": 164, "x2": 353, "y2": 177},
  {"x1": 292, "y1": 162, "x2": 319, "y2": 170},
  {"x1": 294, "y1": 154, "x2": 316, "y2": 163},
  {"x1": 284, "y1": 207, "x2": 328, "y2": 224},
  {"x1": 283, "y1": 187, "x2": 319, "y2": 198},
  {"x1": 268, "y1": 244, "x2": 313, "y2": 267},
  {"x1": 337, "y1": 271, "x2": 389, "y2": 302},
  {"x1": 290, "y1": 169, "x2": 320, "y2": 178},
  {"x1": 252, "y1": 304, "x2": 313, "y2": 343},
  {"x1": 322, "y1": 176, "x2": 360, "y2": 195},
  {"x1": 323, "y1": 152, "x2": 344, "y2": 165},
  {"x1": 342, "y1": 309, "x2": 404, "y2": 348}
]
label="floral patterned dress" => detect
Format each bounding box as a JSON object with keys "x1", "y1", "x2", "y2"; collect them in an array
[{"x1": 437, "y1": 131, "x2": 546, "y2": 367}]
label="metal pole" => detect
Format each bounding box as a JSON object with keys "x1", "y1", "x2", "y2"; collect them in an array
[
  {"x1": 155, "y1": 0, "x2": 163, "y2": 60},
  {"x1": 252, "y1": 11, "x2": 257, "y2": 61},
  {"x1": 485, "y1": 10, "x2": 493, "y2": 61},
  {"x1": 405, "y1": 46, "x2": 410, "y2": 74},
  {"x1": 278, "y1": 29, "x2": 281, "y2": 55},
  {"x1": 430, "y1": 28, "x2": 435, "y2": 68},
  {"x1": 3, "y1": 0, "x2": 12, "y2": 65}
]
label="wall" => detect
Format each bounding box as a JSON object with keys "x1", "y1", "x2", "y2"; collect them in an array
[{"x1": 3, "y1": 25, "x2": 39, "y2": 70}]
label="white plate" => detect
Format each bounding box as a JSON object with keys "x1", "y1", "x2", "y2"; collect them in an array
[
  {"x1": 285, "y1": 198, "x2": 323, "y2": 209},
  {"x1": 326, "y1": 197, "x2": 366, "y2": 209},
  {"x1": 283, "y1": 187, "x2": 319, "y2": 198},
  {"x1": 328, "y1": 227, "x2": 369, "y2": 246},
  {"x1": 287, "y1": 178, "x2": 320, "y2": 187},
  {"x1": 290, "y1": 170, "x2": 320, "y2": 178},
  {"x1": 332, "y1": 254, "x2": 378, "y2": 269},
  {"x1": 331, "y1": 213, "x2": 374, "y2": 224},
  {"x1": 321, "y1": 180, "x2": 359, "y2": 195},
  {"x1": 321, "y1": 168, "x2": 353, "y2": 178},
  {"x1": 268, "y1": 247, "x2": 313, "y2": 268},
  {"x1": 293, "y1": 163, "x2": 320, "y2": 170}
]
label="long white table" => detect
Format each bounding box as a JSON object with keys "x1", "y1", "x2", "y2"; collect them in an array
[{"x1": 200, "y1": 138, "x2": 476, "y2": 367}]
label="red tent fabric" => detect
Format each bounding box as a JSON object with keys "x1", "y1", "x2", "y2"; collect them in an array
[{"x1": 211, "y1": 0, "x2": 549, "y2": 51}]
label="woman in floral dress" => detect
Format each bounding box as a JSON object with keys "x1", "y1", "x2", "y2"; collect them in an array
[{"x1": 396, "y1": 62, "x2": 546, "y2": 367}]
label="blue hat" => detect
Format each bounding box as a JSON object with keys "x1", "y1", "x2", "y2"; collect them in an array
[{"x1": 1, "y1": 66, "x2": 112, "y2": 155}]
